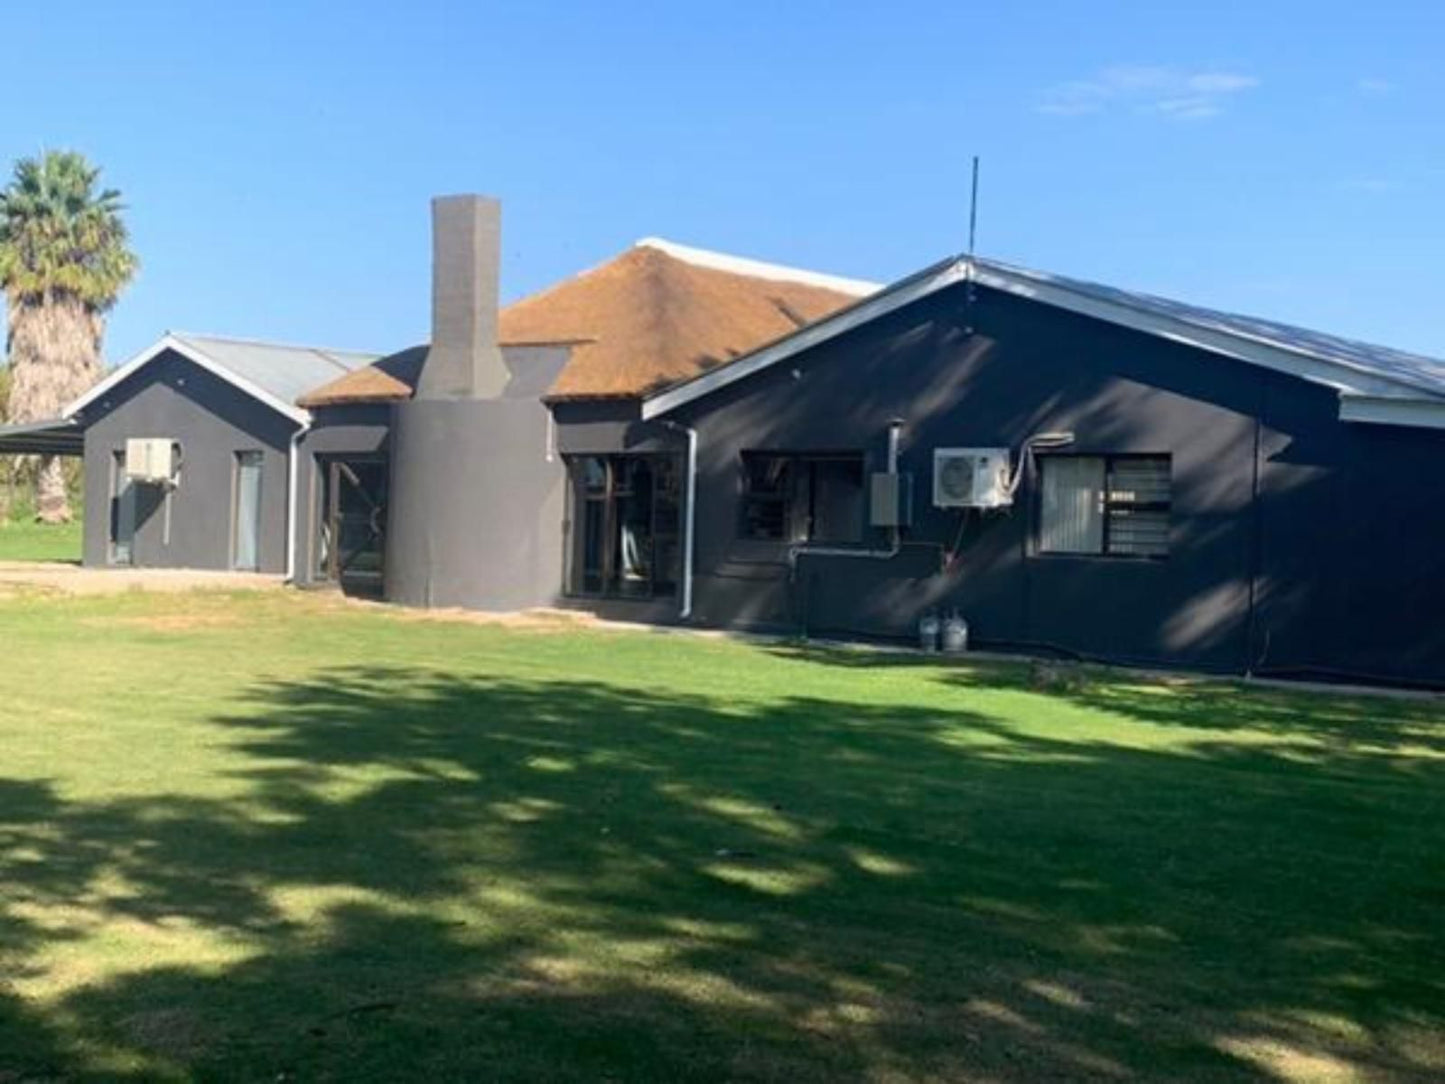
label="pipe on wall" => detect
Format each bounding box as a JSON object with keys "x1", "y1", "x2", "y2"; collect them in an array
[
  {"x1": 662, "y1": 420, "x2": 697, "y2": 620},
  {"x1": 284, "y1": 421, "x2": 312, "y2": 583}
]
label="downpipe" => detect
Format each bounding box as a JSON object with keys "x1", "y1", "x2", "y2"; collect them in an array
[
  {"x1": 284, "y1": 420, "x2": 312, "y2": 584},
  {"x1": 661, "y1": 420, "x2": 697, "y2": 620}
]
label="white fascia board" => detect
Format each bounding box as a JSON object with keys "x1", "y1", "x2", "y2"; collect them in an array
[
  {"x1": 64, "y1": 333, "x2": 310, "y2": 425},
  {"x1": 635, "y1": 237, "x2": 882, "y2": 296},
  {"x1": 970, "y1": 265, "x2": 1430, "y2": 401},
  {"x1": 642, "y1": 259, "x2": 969, "y2": 419},
  {"x1": 1338, "y1": 395, "x2": 1445, "y2": 430}
]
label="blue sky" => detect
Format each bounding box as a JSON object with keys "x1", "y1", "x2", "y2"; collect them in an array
[{"x1": 4, "y1": 1, "x2": 1442, "y2": 364}]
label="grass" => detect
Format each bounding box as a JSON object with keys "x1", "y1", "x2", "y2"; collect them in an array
[
  {"x1": 1, "y1": 589, "x2": 1443, "y2": 1081},
  {"x1": 0, "y1": 518, "x2": 82, "y2": 562}
]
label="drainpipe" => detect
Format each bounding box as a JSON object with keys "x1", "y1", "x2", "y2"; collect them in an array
[
  {"x1": 661, "y1": 420, "x2": 697, "y2": 620},
  {"x1": 284, "y1": 420, "x2": 312, "y2": 583}
]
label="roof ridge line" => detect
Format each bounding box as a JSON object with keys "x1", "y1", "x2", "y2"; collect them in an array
[
  {"x1": 169, "y1": 329, "x2": 382, "y2": 360},
  {"x1": 633, "y1": 237, "x2": 882, "y2": 296}
]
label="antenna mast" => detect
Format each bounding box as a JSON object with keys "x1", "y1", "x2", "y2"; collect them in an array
[{"x1": 968, "y1": 155, "x2": 980, "y2": 257}]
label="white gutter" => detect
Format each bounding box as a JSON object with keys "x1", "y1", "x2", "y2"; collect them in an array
[
  {"x1": 1338, "y1": 394, "x2": 1445, "y2": 430},
  {"x1": 284, "y1": 420, "x2": 312, "y2": 583},
  {"x1": 662, "y1": 420, "x2": 697, "y2": 619}
]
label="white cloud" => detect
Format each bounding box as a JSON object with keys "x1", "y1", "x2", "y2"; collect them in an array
[{"x1": 1037, "y1": 66, "x2": 1260, "y2": 120}]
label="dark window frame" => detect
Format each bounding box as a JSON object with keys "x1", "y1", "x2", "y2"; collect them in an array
[
  {"x1": 564, "y1": 453, "x2": 681, "y2": 600},
  {"x1": 737, "y1": 451, "x2": 867, "y2": 545},
  {"x1": 1035, "y1": 453, "x2": 1172, "y2": 560}
]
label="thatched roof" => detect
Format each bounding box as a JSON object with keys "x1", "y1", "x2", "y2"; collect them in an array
[{"x1": 297, "y1": 239, "x2": 877, "y2": 408}]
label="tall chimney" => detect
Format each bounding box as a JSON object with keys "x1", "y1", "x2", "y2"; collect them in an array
[{"x1": 419, "y1": 194, "x2": 508, "y2": 400}]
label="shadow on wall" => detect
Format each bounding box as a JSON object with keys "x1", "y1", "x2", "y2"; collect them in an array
[{"x1": 2, "y1": 667, "x2": 1444, "y2": 1079}]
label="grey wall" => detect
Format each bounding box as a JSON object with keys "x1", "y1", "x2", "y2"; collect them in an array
[
  {"x1": 80, "y1": 350, "x2": 295, "y2": 573},
  {"x1": 386, "y1": 397, "x2": 563, "y2": 610},
  {"x1": 554, "y1": 283, "x2": 1445, "y2": 686},
  {"x1": 294, "y1": 404, "x2": 392, "y2": 587}
]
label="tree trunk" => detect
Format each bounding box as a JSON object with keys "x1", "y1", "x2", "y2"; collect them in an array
[
  {"x1": 34, "y1": 456, "x2": 70, "y2": 522},
  {"x1": 4, "y1": 295, "x2": 103, "y2": 523}
]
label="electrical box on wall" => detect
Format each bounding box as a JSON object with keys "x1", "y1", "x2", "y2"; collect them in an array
[
  {"x1": 125, "y1": 438, "x2": 177, "y2": 484},
  {"x1": 933, "y1": 448, "x2": 1011, "y2": 508},
  {"x1": 869, "y1": 472, "x2": 913, "y2": 527}
]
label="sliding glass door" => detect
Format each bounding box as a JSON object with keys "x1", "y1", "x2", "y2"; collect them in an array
[{"x1": 567, "y1": 455, "x2": 680, "y2": 599}]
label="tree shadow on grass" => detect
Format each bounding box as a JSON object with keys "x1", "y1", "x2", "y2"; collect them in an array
[{"x1": 2, "y1": 666, "x2": 1444, "y2": 1080}]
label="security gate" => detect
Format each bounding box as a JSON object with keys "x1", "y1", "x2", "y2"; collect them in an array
[{"x1": 318, "y1": 457, "x2": 387, "y2": 595}]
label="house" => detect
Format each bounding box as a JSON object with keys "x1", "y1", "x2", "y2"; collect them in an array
[{"x1": 5, "y1": 194, "x2": 1444, "y2": 686}]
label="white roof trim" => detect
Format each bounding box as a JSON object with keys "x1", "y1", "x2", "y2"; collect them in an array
[
  {"x1": 634, "y1": 237, "x2": 882, "y2": 297},
  {"x1": 643, "y1": 256, "x2": 1445, "y2": 428},
  {"x1": 641, "y1": 258, "x2": 968, "y2": 420},
  {"x1": 1338, "y1": 395, "x2": 1445, "y2": 430},
  {"x1": 64, "y1": 333, "x2": 310, "y2": 425}
]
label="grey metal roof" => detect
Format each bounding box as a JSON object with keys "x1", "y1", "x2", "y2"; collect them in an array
[
  {"x1": 976, "y1": 258, "x2": 1445, "y2": 400},
  {"x1": 169, "y1": 333, "x2": 380, "y2": 409},
  {"x1": 0, "y1": 418, "x2": 84, "y2": 455}
]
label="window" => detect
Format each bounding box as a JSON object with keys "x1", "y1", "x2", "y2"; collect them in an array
[
  {"x1": 740, "y1": 452, "x2": 865, "y2": 544},
  {"x1": 566, "y1": 455, "x2": 680, "y2": 598},
  {"x1": 232, "y1": 451, "x2": 264, "y2": 571},
  {"x1": 1039, "y1": 455, "x2": 1170, "y2": 557}
]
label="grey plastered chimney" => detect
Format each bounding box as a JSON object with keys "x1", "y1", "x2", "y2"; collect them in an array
[{"x1": 418, "y1": 194, "x2": 508, "y2": 400}]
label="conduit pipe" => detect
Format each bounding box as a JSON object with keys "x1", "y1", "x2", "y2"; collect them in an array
[
  {"x1": 284, "y1": 420, "x2": 312, "y2": 583},
  {"x1": 661, "y1": 420, "x2": 697, "y2": 620}
]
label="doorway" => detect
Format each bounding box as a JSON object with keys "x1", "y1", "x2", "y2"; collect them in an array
[
  {"x1": 316, "y1": 457, "x2": 387, "y2": 595},
  {"x1": 109, "y1": 450, "x2": 136, "y2": 565}
]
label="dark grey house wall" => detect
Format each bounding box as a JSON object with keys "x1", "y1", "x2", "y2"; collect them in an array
[
  {"x1": 79, "y1": 350, "x2": 295, "y2": 573},
  {"x1": 386, "y1": 397, "x2": 564, "y2": 611},
  {"x1": 294, "y1": 404, "x2": 392, "y2": 588},
  {"x1": 554, "y1": 283, "x2": 1445, "y2": 685}
]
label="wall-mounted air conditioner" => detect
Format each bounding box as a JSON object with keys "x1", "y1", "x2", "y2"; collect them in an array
[
  {"x1": 933, "y1": 448, "x2": 1011, "y2": 508},
  {"x1": 125, "y1": 438, "x2": 178, "y2": 484}
]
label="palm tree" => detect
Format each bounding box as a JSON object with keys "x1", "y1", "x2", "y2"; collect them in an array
[{"x1": 0, "y1": 151, "x2": 137, "y2": 522}]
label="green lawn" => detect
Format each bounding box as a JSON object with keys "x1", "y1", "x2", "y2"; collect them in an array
[
  {"x1": 1, "y1": 590, "x2": 1443, "y2": 1082},
  {"x1": 0, "y1": 518, "x2": 82, "y2": 562}
]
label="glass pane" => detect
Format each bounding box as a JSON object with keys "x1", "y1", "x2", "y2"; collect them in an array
[
  {"x1": 581, "y1": 456, "x2": 608, "y2": 495},
  {"x1": 1107, "y1": 508, "x2": 1169, "y2": 556},
  {"x1": 614, "y1": 458, "x2": 654, "y2": 597},
  {"x1": 741, "y1": 454, "x2": 791, "y2": 540},
  {"x1": 1108, "y1": 458, "x2": 1170, "y2": 504},
  {"x1": 808, "y1": 458, "x2": 864, "y2": 543},
  {"x1": 233, "y1": 452, "x2": 263, "y2": 571},
  {"x1": 1040, "y1": 457, "x2": 1105, "y2": 554}
]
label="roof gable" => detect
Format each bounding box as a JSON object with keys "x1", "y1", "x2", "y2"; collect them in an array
[
  {"x1": 642, "y1": 256, "x2": 1445, "y2": 429},
  {"x1": 66, "y1": 333, "x2": 380, "y2": 424}
]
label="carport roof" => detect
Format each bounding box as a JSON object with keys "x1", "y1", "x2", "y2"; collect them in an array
[{"x1": 0, "y1": 418, "x2": 84, "y2": 455}]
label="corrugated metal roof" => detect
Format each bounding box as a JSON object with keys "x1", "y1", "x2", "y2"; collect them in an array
[
  {"x1": 976, "y1": 258, "x2": 1445, "y2": 400},
  {"x1": 0, "y1": 418, "x2": 83, "y2": 455},
  {"x1": 169, "y1": 333, "x2": 380, "y2": 409}
]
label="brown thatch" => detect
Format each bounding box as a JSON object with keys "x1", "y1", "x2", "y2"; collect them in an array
[{"x1": 298, "y1": 240, "x2": 873, "y2": 407}]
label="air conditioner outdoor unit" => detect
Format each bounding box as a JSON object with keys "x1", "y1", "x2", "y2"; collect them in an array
[
  {"x1": 933, "y1": 448, "x2": 1011, "y2": 508},
  {"x1": 125, "y1": 438, "x2": 177, "y2": 484}
]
